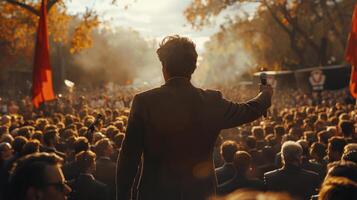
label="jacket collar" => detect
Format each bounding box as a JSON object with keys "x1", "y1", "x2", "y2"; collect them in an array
[
  {"x1": 97, "y1": 156, "x2": 111, "y2": 161},
  {"x1": 282, "y1": 164, "x2": 301, "y2": 171},
  {"x1": 79, "y1": 173, "x2": 95, "y2": 180},
  {"x1": 163, "y1": 77, "x2": 192, "y2": 87}
]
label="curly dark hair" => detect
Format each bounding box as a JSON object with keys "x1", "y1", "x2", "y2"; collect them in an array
[{"x1": 157, "y1": 35, "x2": 198, "y2": 78}]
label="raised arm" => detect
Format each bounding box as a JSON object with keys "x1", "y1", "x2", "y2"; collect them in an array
[{"x1": 220, "y1": 85, "x2": 273, "y2": 129}]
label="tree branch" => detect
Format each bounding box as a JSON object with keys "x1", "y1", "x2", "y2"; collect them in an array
[
  {"x1": 47, "y1": 0, "x2": 59, "y2": 12},
  {"x1": 4, "y1": 0, "x2": 39, "y2": 16}
]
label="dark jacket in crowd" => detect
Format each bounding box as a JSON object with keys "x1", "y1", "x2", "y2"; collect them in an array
[
  {"x1": 62, "y1": 161, "x2": 80, "y2": 181},
  {"x1": 95, "y1": 157, "x2": 116, "y2": 200},
  {"x1": 264, "y1": 165, "x2": 320, "y2": 200},
  {"x1": 215, "y1": 163, "x2": 236, "y2": 186},
  {"x1": 40, "y1": 145, "x2": 66, "y2": 159},
  {"x1": 116, "y1": 77, "x2": 271, "y2": 200},
  {"x1": 256, "y1": 163, "x2": 278, "y2": 180},
  {"x1": 218, "y1": 174, "x2": 265, "y2": 195},
  {"x1": 68, "y1": 173, "x2": 109, "y2": 200}
]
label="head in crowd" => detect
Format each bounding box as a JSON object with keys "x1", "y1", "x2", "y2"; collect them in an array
[
  {"x1": 318, "y1": 177, "x2": 357, "y2": 200},
  {"x1": 113, "y1": 133, "x2": 125, "y2": 149},
  {"x1": 32, "y1": 131, "x2": 44, "y2": 144},
  {"x1": 1, "y1": 115, "x2": 11, "y2": 127},
  {"x1": 326, "y1": 161, "x2": 357, "y2": 183},
  {"x1": 22, "y1": 140, "x2": 40, "y2": 156},
  {"x1": 8, "y1": 152, "x2": 71, "y2": 200},
  {"x1": 43, "y1": 130, "x2": 59, "y2": 148},
  {"x1": 304, "y1": 131, "x2": 317, "y2": 145},
  {"x1": 233, "y1": 151, "x2": 252, "y2": 175},
  {"x1": 263, "y1": 124, "x2": 274, "y2": 136},
  {"x1": 220, "y1": 140, "x2": 238, "y2": 163},
  {"x1": 245, "y1": 136, "x2": 257, "y2": 150},
  {"x1": 94, "y1": 138, "x2": 114, "y2": 158},
  {"x1": 327, "y1": 137, "x2": 347, "y2": 162},
  {"x1": 297, "y1": 139, "x2": 309, "y2": 157},
  {"x1": 252, "y1": 126, "x2": 264, "y2": 140},
  {"x1": 341, "y1": 143, "x2": 357, "y2": 163},
  {"x1": 281, "y1": 141, "x2": 303, "y2": 166},
  {"x1": 156, "y1": 35, "x2": 198, "y2": 80},
  {"x1": 338, "y1": 120, "x2": 355, "y2": 139},
  {"x1": 75, "y1": 150, "x2": 96, "y2": 174},
  {"x1": 13, "y1": 136, "x2": 28, "y2": 155},
  {"x1": 0, "y1": 142, "x2": 13, "y2": 161},
  {"x1": 318, "y1": 131, "x2": 332, "y2": 145},
  {"x1": 310, "y1": 142, "x2": 326, "y2": 162},
  {"x1": 73, "y1": 137, "x2": 90, "y2": 155},
  {"x1": 274, "y1": 125, "x2": 284, "y2": 138}
]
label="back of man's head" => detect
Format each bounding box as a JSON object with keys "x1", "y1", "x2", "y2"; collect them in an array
[
  {"x1": 338, "y1": 120, "x2": 354, "y2": 138},
  {"x1": 75, "y1": 150, "x2": 96, "y2": 173},
  {"x1": 13, "y1": 136, "x2": 28, "y2": 154},
  {"x1": 281, "y1": 141, "x2": 303, "y2": 165},
  {"x1": 233, "y1": 151, "x2": 252, "y2": 175},
  {"x1": 328, "y1": 137, "x2": 347, "y2": 159},
  {"x1": 246, "y1": 136, "x2": 257, "y2": 149},
  {"x1": 318, "y1": 177, "x2": 357, "y2": 200},
  {"x1": 74, "y1": 136, "x2": 90, "y2": 155},
  {"x1": 43, "y1": 130, "x2": 58, "y2": 146},
  {"x1": 252, "y1": 126, "x2": 264, "y2": 140},
  {"x1": 157, "y1": 35, "x2": 198, "y2": 78},
  {"x1": 274, "y1": 125, "x2": 285, "y2": 137},
  {"x1": 326, "y1": 161, "x2": 357, "y2": 182},
  {"x1": 220, "y1": 140, "x2": 238, "y2": 163},
  {"x1": 94, "y1": 138, "x2": 112, "y2": 157}
]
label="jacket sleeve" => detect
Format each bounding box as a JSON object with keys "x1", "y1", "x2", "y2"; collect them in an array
[
  {"x1": 116, "y1": 95, "x2": 145, "y2": 200},
  {"x1": 218, "y1": 91, "x2": 272, "y2": 129}
]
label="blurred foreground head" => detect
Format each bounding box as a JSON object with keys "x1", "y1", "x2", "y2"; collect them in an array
[
  {"x1": 212, "y1": 189, "x2": 292, "y2": 200},
  {"x1": 9, "y1": 152, "x2": 71, "y2": 200},
  {"x1": 157, "y1": 35, "x2": 198, "y2": 80},
  {"x1": 318, "y1": 177, "x2": 357, "y2": 200}
]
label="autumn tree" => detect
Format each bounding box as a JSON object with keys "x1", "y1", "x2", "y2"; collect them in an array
[
  {"x1": 0, "y1": 0, "x2": 103, "y2": 56},
  {"x1": 185, "y1": 0, "x2": 355, "y2": 70},
  {"x1": 0, "y1": 0, "x2": 117, "y2": 92}
]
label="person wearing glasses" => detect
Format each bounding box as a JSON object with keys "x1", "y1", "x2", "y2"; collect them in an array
[{"x1": 7, "y1": 152, "x2": 71, "y2": 200}]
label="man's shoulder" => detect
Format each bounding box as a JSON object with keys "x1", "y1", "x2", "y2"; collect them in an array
[
  {"x1": 96, "y1": 158, "x2": 116, "y2": 167},
  {"x1": 136, "y1": 87, "x2": 223, "y2": 100},
  {"x1": 300, "y1": 168, "x2": 320, "y2": 178},
  {"x1": 264, "y1": 168, "x2": 282, "y2": 178},
  {"x1": 136, "y1": 87, "x2": 163, "y2": 96},
  {"x1": 215, "y1": 165, "x2": 226, "y2": 174}
]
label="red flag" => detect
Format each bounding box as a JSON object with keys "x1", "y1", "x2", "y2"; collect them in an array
[
  {"x1": 346, "y1": 4, "x2": 357, "y2": 98},
  {"x1": 32, "y1": 0, "x2": 55, "y2": 108}
]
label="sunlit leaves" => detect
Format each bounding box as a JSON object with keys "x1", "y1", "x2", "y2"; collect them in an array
[
  {"x1": 185, "y1": 0, "x2": 355, "y2": 69},
  {"x1": 70, "y1": 10, "x2": 99, "y2": 54}
]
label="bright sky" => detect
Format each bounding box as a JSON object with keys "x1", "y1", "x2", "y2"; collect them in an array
[{"x1": 66, "y1": 0, "x2": 257, "y2": 53}]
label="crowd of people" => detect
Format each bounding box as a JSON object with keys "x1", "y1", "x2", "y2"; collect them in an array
[
  {"x1": 0, "y1": 84, "x2": 356, "y2": 200},
  {"x1": 0, "y1": 35, "x2": 357, "y2": 200}
]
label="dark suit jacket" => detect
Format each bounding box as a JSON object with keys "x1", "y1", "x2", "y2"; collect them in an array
[
  {"x1": 215, "y1": 163, "x2": 236, "y2": 185},
  {"x1": 95, "y1": 157, "x2": 117, "y2": 200},
  {"x1": 116, "y1": 77, "x2": 271, "y2": 200},
  {"x1": 264, "y1": 165, "x2": 320, "y2": 200},
  {"x1": 218, "y1": 174, "x2": 265, "y2": 195},
  {"x1": 69, "y1": 174, "x2": 109, "y2": 200}
]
